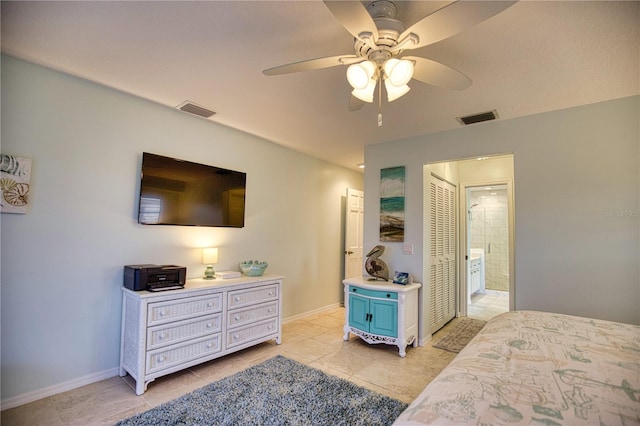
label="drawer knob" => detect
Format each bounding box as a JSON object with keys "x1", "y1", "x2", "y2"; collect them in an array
[
  {"x1": 234, "y1": 315, "x2": 240, "y2": 321},
  {"x1": 268, "y1": 291, "x2": 274, "y2": 296},
  {"x1": 207, "y1": 342, "x2": 213, "y2": 348},
  {"x1": 207, "y1": 302, "x2": 213, "y2": 308},
  {"x1": 207, "y1": 322, "x2": 213, "y2": 328},
  {"x1": 159, "y1": 333, "x2": 166, "y2": 339},
  {"x1": 267, "y1": 309, "x2": 273, "y2": 314},
  {"x1": 158, "y1": 356, "x2": 165, "y2": 363},
  {"x1": 159, "y1": 309, "x2": 166, "y2": 317},
  {"x1": 234, "y1": 296, "x2": 240, "y2": 302},
  {"x1": 233, "y1": 334, "x2": 239, "y2": 340}
]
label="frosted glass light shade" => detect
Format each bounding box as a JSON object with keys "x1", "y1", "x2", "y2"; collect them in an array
[
  {"x1": 385, "y1": 79, "x2": 410, "y2": 102},
  {"x1": 202, "y1": 247, "x2": 219, "y2": 265},
  {"x1": 347, "y1": 61, "x2": 376, "y2": 90},
  {"x1": 352, "y1": 78, "x2": 377, "y2": 103},
  {"x1": 384, "y1": 59, "x2": 414, "y2": 86}
]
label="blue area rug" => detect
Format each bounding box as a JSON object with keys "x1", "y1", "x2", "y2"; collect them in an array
[{"x1": 116, "y1": 355, "x2": 407, "y2": 425}]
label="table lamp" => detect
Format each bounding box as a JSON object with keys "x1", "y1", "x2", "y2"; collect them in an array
[{"x1": 202, "y1": 247, "x2": 218, "y2": 280}]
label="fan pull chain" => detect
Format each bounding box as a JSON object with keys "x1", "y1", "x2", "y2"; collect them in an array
[{"x1": 377, "y1": 77, "x2": 383, "y2": 127}]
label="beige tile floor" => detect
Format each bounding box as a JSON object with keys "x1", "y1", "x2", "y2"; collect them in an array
[
  {"x1": 467, "y1": 289, "x2": 509, "y2": 321},
  {"x1": 2, "y1": 302, "x2": 505, "y2": 426}
]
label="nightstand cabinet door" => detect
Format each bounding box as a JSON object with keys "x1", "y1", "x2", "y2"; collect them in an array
[
  {"x1": 370, "y1": 299, "x2": 398, "y2": 337},
  {"x1": 348, "y1": 293, "x2": 370, "y2": 331}
]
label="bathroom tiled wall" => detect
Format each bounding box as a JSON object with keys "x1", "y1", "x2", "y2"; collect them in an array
[{"x1": 469, "y1": 187, "x2": 509, "y2": 291}]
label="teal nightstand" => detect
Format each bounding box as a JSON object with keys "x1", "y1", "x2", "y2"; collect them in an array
[{"x1": 343, "y1": 277, "x2": 421, "y2": 357}]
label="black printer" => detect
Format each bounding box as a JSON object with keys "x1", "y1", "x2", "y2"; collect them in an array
[{"x1": 124, "y1": 264, "x2": 186, "y2": 291}]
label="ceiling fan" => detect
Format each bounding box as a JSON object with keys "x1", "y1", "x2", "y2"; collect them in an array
[{"x1": 263, "y1": 1, "x2": 515, "y2": 123}]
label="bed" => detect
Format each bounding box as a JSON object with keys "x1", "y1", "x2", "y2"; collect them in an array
[{"x1": 394, "y1": 310, "x2": 640, "y2": 425}]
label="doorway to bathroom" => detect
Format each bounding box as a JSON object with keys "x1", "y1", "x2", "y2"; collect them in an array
[
  {"x1": 463, "y1": 183, "x2": 512, "y2": 320},
  {"x1": 424, "y1": 154, "x2": 514, "y2": 335}
]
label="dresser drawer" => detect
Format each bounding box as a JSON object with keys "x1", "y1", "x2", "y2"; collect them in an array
[
  {"x1": 147, "y1": 313, "x2": 222, "y2": 351},
  {"x1": 147, "y1": 293, "x2": 222, "y2": 326},
  {"x1": 227, "y1": 301, "x2": 278, "y2": 329},
  {"x1": 348, "y1": 285, "x2": 398, "y2": 300},
  {"x1": 228, "y1": 284, "x2": 278, "y2": 309},
  {"x1": 226, "y1": 318, "x2": 279, "y2": 349},
  {"x1": 146, "y1": 334, "x2": 221, "y2": 375}
]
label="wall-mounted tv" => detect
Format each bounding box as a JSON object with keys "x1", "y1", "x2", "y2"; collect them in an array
[{"x1": 137, "y1": 152, "x2": 246, "y2": 227}]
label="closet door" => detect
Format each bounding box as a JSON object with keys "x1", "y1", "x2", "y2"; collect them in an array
[{"x1": 429, "y1": 174, "x2": 456, "y2": 333}]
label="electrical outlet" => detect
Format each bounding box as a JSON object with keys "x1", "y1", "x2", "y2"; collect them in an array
[{"x1": 403, "y1": 243, "x2": 413, "y2": 255}]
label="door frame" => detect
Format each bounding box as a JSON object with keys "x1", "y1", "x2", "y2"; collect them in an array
[{"x1": 458, "y1": 179, "x2": 515, "y2": 316}]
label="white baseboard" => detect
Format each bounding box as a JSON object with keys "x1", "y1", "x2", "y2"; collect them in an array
[
  {"x1": 1, "y1": 367, "x2": 120, "y2": 411},
  {"x1": 282, "y1": 302, "x2": 343, "y2": 324}
]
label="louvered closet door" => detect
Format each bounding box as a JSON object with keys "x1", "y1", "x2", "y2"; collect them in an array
[{"x1": 429, "y1": 175, "x2": 456, "y2": 333}]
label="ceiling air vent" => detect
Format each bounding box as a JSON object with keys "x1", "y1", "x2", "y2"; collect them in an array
[
  {"x1": 176, "y1": 101, "x2": 216, "y2": 118},
  {"x1": 457, "y1": 110, "x2": 499, "y2": 126}
]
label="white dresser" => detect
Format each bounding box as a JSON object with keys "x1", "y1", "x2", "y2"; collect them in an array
[{"x1": 119, "y1": 275, "x2": 283, "y2": 395}]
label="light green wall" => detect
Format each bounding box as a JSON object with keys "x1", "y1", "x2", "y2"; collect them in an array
[
  {"x1": 365, "y1": 96, "x2": 640, "y2": 330},
  {"x1": 0, "y1": 56, "x2": 363, "y2": 402}
]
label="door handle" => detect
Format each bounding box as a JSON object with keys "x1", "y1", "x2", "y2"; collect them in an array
[{"x1": 345, "y1": 250, "x2": 354, "y2": 255}]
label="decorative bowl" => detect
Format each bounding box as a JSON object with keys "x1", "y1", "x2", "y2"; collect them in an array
[{"x1": 239, "y1": 260, "x2": 268, "y2": 276}]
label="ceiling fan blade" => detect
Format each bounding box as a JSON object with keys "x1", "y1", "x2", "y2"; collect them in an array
[
  {"x1": 349, "y1": 95, "x2": 365, "y2": 112},
  {"x1": 406, "y1": 56, "x2": 472, "y2": 91},
  {"x1": 263, "y1": 55, "x2": 362, "y2": 76},
  {"x1": 399, "y1": 1, "x2": 516, "y2": 50},
  {"x1": 324, "y1": 1, "x2": 379, "y2": 42}
]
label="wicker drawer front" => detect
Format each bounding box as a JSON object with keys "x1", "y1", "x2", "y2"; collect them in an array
[
  {"x1": 228, "y1": 284, "x2": 278, "y2": 310},
  {"x1": 146, "y1": 335, "x2": 221, "y2": 374},
  {"x1": 147, "y1": 294, "x2": 222, "y2": 326},
  {"x1": 227, "y1": 301, "x2": 278, "y2": 329},
  {"x1": 227, "y1": 318, "x2": 279, "y2": 349},
  {"x1": 147, "y1": 314, "x2": 222, "y2": 351}
]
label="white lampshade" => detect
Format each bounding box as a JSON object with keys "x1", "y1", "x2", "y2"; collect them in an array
[
  {"x1": 351, "y1": 78, "x2": 377, "y2": 103},
  {"x1": 346, "y1": 61, "x2": 376, "y2": 90},
  {"x1": 385, "y1": 79, "x2": 410, "y2": 102},
  {"x1": 202, "y1": 247, "x2": 219, "y2": 265},
  {"x1": 384, "y1": 58, "x2": 414, "y2": 87}
]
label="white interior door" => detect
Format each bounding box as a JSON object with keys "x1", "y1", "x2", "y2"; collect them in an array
[
  {"x1": 429, "y1": 175, "x2": 457, "y2": 333},
  {"x1": 345, "y1": 188, "x2": 364, "y2": 279}
]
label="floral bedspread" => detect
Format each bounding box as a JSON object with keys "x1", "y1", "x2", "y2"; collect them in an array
[{"x1": 394, "y1": 310, "x2": 640, "y2": 425}]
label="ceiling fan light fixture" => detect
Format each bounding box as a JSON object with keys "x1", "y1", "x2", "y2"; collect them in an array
[
  {"x1": 352, "y1": 79, "x2": 377, "y2": 103},
  {"x1": 383, "y1": 58, "x2": 414, "y2": 86},
  {"x1": 385, "y1": 79, "x2": 410, "y2": 102},
  {"x1": 346, "y1": 61, "x2": 376, "y2": 90}
]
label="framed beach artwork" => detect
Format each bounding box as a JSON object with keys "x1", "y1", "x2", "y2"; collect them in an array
[
  {"x1": 1, "y1": 154, "x2": 32, "y2": 214},
  {"x1": 380, "y1": 166, "x2": 405, "y2": 242}
]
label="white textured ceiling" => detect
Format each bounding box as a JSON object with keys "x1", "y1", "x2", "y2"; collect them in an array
[{"x1": 2, "y1": 1, "x2": 638, "y2": 171}]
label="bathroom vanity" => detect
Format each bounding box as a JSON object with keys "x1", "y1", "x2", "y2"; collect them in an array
[{"x1": 468, "y1": 248, "x2": 485, "y2": 302}]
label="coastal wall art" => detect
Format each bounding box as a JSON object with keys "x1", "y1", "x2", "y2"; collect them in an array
[
  {"x1": 380, "y1": 166, "x2": 405, "y2": 242},
  {"x1": 1, "y1": 154, "x2": 32, "y2": 214}
]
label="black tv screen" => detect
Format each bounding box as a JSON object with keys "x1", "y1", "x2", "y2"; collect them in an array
[{"x1": 137, "y1": 153, "x2": 246, "y2": 227}]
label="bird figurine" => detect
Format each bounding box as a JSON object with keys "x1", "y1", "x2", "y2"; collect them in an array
[{"x1": 365, "y1": 245, "x2": 389, "y2": 281}]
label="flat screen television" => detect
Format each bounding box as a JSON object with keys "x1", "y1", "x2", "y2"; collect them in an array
[{"x1": 137, "y1": 152, "x2": 246, "y2": 227}]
